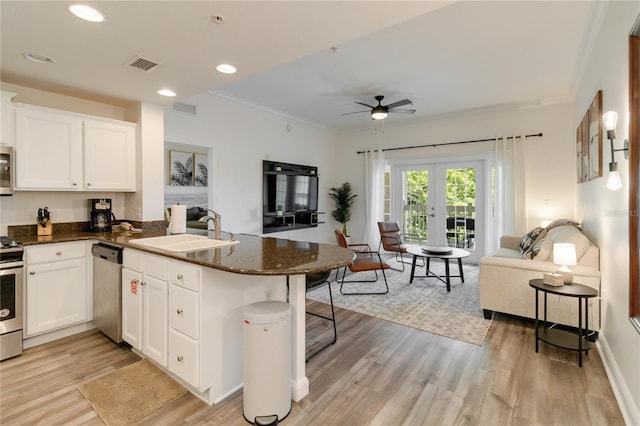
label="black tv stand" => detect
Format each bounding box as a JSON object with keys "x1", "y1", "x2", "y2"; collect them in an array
[{"x1": 263, "y1": 160, "x2": 323, "y2": 234}]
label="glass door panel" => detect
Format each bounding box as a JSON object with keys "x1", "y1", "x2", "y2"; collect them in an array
[
  {"x1": 393, "y1": 160, "x2": 483, "y2": 262},
  {"x1": 402, "y1": 169, "x2": 433, "y2": 245}
]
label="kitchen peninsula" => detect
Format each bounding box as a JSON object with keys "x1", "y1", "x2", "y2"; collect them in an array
[{"x1": 11, "y1": 226, "x2": 355, "y2": 405}]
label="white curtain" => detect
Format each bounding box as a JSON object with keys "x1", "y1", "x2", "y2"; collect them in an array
[
  {"x1": 363, "y1": 149, "x2": 386, "y2": 249},
  {"x1": 492, "y1": 135, "x2": 527, "y2": 251}
]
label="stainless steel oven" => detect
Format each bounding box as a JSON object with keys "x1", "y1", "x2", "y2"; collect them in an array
[
  {"x1": 0, "y1": 146, "x2": 14, "y2": 196},
  {"x1": 0, "y1": 237, "x2": 23, "y2": 361}
]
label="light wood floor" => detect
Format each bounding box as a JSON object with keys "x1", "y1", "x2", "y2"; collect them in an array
[{"x1": 1, "y1": 303, "x2": 625, "y2": 426}]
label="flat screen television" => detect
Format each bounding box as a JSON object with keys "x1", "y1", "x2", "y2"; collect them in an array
[{"x1": 264, "y1": 173, "x2": 318, "y2": 214}]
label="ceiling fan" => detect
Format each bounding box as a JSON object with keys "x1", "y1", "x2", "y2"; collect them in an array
[{"x1": 342, "y1": 95, "x2": 416, "y2": 120}]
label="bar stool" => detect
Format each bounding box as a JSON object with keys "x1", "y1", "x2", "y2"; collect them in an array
[{"x1": 305, "y1": 270, "x2": 337, "y2": 362}]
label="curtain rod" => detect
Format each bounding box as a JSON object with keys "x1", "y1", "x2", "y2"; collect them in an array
[{"x1": 356, "y1": 132, "x2": 543, "y2": 154}]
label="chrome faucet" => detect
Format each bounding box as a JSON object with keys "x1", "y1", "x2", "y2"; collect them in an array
[{"x1": 198, "y1": 209, "x2": 221, "y2": 240}]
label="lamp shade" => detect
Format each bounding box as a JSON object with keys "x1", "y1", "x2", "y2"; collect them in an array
[
  {"x1": 553, "y1": 243, "x2": 577, "y2": 266},
  {"x1": 603, "y1": 111, "x2": 618, "y2": 131}
]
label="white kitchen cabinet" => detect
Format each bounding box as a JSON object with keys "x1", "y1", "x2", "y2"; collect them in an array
[
  {"x1": 25, "y1": 242, "x2": 90, "y2": 336},
  {"x1": 15, "y1": 106, "x2": 83, "y2": 190},
  {"x1": 1, "y1": 91, "x2": 17, "y2": 146},
  {"x1": 167, "y1": 261, "x2": 201, "y2": 387},
  {"x1": 83, "y1": 119, "x2": 135, "y2": 191},
  {"x1": 14, "y1": 103, "x2": 136, "y2": 191},
  {"x1": 122, "y1": 249, "x2": 168, "y2": 367},
  {"x1": 122, "y1": 267, "x2": 143, "y2": 349}
]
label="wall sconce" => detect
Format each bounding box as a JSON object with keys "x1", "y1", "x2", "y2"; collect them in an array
[{"x1": 603, "y1": 111, "x2": 629, "y2": 191}]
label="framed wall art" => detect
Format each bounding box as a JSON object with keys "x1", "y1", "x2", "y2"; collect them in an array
[
  {"x1": 194, "y1": 153, "x2": 208, "y2": 187},
  {"x1": 576, "y1": 90, "x2": 603, "y2": 182},
  {"x1": 169, "y1": 150, "x2": 193, "y2": 186},
  {"x1": 588, "y1": 90, "x2": 603, "y2": 179}
]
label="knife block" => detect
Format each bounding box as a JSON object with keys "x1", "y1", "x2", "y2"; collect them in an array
[{"x1": 37, "y1": 221, "x2": 52, "y2": 236}]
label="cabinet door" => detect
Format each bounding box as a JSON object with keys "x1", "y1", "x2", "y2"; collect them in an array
[
  {"x1": 83, "y1": 120, "x2": 136, "y2": 191},
  {"x1": 143, "y1": 275, "x2": 168, "y2": 367},
  {"x1": 122, "y1": 268, "x2": 143, "y2": 350},
  {"x1": 15, "y1": 107, "x2": 82, "y2": 190},
  {"x1": 26, "y1": 258, "x2": 87, "y2": 335}
]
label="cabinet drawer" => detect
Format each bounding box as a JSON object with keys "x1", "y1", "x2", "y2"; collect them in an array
[
  {"x1": 26, "y1": 242, "x2": 86, "y2": 264},
  {"x1": 169, "y1": 262, "x2": 200, "y2": 292},
  {"x1": 123, "y1": 249, "x2": 143, "y2": 272},
  {"x1": 169, "y1": 284, "x2": 199, "y2": 339},
  {"x1": 144, "y1": 255, "x2": 168, "y2": 281},
  {"x1": 168, "y1": 329, "x2": 199, "y2": 387}
]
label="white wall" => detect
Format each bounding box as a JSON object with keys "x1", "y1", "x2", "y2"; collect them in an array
[
  {"x1": 574, "y1": 2, "x2": 640, "y2": 424},
  {"x1": 335, "y1": 102, "x2": 577, "y2": 243},
  {"x1": 163, "y1": 92, "x2": 340, "y2": 244}
]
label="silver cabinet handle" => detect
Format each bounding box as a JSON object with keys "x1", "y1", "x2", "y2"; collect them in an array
[
  {"x1": 177, "y1": 356, "x2": 183, "y2": 362},
  {"x1": 29, "y1": 271, "x2": 35, "y2": 275},
  {"x1": 177, "y1": 309, "x2": 183, "y2": 315},
  {"x1": 56, "y1": 251, "x2": 62, "y2": 255},
  {"x1": 428, "y1": 213, "x2": 435, "y2": 217},
  {"x1": 176, "y1": 274, "x2": 183, "y2": 280},
  {"x1": 86, "y1": 182, "x2": 91, "y2": 186},
  {"x1": 140, "y1": 281, "x2": 146, "y2": 286},
  {"x1": 72, "y1": 182, "x2": 77, "y2": 186}
]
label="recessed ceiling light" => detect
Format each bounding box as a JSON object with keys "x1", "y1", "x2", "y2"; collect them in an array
[
  {"x1": 69, "y1": 4, "x2": 106, "y2": 22},
  {"x1": 216, "y1": 64, "x2": 237, "y2": 74},
  {"x1": 158, "y1": 89, "x2": 176, "y2": 97},
  {"x1": 23, "y1": 52, "x2": 56, "y2": 64}
]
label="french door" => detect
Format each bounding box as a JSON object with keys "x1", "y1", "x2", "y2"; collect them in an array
[{"x1": 392, "y1": 160, "x2": 484, "y2": 263}]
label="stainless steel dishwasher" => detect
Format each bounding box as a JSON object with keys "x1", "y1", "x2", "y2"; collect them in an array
[{"x1": 92, "y1": 243, "x2": 123, "y2": 343}]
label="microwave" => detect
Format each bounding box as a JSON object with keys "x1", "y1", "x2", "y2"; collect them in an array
[{"x1": 0, "y1": 146, "x2": 13, "y2": 196}]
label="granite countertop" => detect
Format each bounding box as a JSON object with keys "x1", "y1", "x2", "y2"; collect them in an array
[{"x1": 11, "y1": 228, "x2": 355, "y2": 276}]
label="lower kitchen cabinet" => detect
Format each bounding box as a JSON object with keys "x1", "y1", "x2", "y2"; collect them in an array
[
  {"x1": 25, "y1": 242, "x2": 91, "y2": 336},
  {"x1": 168, "y1": 328, "x2": 199, "y2": 386},
  {"x1": 122, "y1": 250, "x2": 168, "y2": 367},
  {"x1": 121, "y1": 248, "x2": 285, "y2": 405}
]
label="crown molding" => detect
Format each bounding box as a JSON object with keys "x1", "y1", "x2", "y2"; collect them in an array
[{"x1": 570, "y1": 0, "x2": 609, "y2": 98}]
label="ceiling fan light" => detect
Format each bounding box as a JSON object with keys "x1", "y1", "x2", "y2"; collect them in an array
[
  {"x1": 69, "y1": 4, "x2": 105, "y2": 22},
  {"x1": 371, "y1": 111, "x2": 388, "y2": 120}
]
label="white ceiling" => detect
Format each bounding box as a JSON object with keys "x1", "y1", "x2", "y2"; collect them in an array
[{"x1": 1, "y1": 1, "x2": 594, "y2": 130}]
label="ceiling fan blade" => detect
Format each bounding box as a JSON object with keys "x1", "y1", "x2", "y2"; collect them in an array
[
  {"x1": 354, "y1": 101, "x2": 375, "y2": 109},
  {"x1": 386, "y1": 99, "x2": 413, "y2": 109},
  {"x1": 341, "y1": 110, "x2": 370, "y2": 116},
  {"x1": 389, "y1": 108, "x2": 416, "y2": 115}
]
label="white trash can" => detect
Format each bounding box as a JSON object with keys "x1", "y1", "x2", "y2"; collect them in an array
[{"x1": 243, "y1": 301, "x2": 291, "y2": 424}]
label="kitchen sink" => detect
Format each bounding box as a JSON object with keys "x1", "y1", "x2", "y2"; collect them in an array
[{"x1": 129, "y1": 234, "x2": 239, "y2": 252}]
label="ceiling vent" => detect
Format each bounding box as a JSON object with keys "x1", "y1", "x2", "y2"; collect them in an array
[
  {"x1": 125, "y1": 55, "x2": 160, "y2": 73},
  {"x1": 171, "y1": 102, "x2": 197, "y2": 115}
]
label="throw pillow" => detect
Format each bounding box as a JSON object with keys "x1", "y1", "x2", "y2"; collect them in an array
[
  {"x1": 519, "y1": 226, "x2": 544, "y2": 254},
  {"x1": 522, "y1": 236, "x2": 546, "y2": 259}
]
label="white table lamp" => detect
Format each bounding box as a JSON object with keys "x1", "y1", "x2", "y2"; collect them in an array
[{"x1": 553, "y1": 243, "x2": 577, "y2": 284}]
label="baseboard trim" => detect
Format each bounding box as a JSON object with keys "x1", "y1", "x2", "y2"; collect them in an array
[{"x1": 596, "y1": 335, "x2": 640, "y2": 426}]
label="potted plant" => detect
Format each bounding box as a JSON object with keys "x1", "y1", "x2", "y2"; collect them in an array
[
  {"x1": 276, "y1": 204, "x2": 284, "y2": 216},
  {"x1": 329, "y1": 182, "x2": 357, "y2": 237}
]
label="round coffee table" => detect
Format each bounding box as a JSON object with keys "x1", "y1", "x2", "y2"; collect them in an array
[{"x1": 406, "y1": 246, "x2": 470, "y2": 292}]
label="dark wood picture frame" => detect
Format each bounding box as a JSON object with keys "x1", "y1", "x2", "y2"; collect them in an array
[
  {"x1": 588, "y1": 90, "x2": 603, "y2": 179},
  {"x1": 629, "y1": 25, "x2": 639, "y2": 331},
  {"x1": 577, "y1": 90, "x2": 603, "y2": 182}
]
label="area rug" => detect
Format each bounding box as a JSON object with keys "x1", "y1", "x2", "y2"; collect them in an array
[
  {"x1": 307, "y1": 257, "x2": 493, "y2": 345},
  {"x1": 77, "y1": 359, "x2": 187, "y2": 425}
]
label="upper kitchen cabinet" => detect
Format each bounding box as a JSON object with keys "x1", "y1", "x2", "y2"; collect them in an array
[
  {"x1": 1, "y1": 91, "x2": 17, "y2": 146},
  {"x1": 83, "y1": 119, "x2": 135, "y2": 191},
  {"x1": 14, "y1": 104, "x2": 136, "y2": 192}
]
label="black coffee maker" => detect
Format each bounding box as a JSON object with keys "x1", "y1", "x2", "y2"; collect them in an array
[{"x1": 89, "y1": 198, "x2": 112, "y2": 232}]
